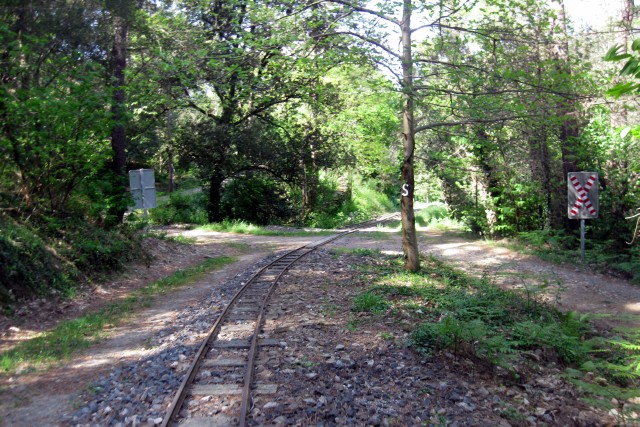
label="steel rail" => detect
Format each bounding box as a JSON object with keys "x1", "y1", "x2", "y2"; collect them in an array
[
  {"x1": 162, "y1": 213, "x2": 400, "y2": 426},
  {"x1": 160, "y1": 245, "x2": 303, "y2": 427}
]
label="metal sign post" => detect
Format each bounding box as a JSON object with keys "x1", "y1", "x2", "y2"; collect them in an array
[{"x1": 567, "y1": 172, "x2": 598, "y2": 262}]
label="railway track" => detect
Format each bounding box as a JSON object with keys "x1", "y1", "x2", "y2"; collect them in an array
[{"x1": 161, "y1": 214, "x2": 399, "y2": 426}]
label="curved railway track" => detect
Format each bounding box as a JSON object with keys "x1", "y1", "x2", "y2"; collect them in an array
[{"x1": 161, "y1": 214, "x2": 399, "y2": 427}]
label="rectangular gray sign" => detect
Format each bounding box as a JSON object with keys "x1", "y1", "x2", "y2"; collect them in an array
[{"x1": 129, "y1": 169, "x2": 156, "y2": 210}]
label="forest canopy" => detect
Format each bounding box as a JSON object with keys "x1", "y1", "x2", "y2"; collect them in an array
[{"x1": 1, "y1": 0, "x2": 639, "y2": 299}]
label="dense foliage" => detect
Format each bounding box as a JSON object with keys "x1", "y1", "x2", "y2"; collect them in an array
[{"x1": 1, "y1": 0, "x2": 639, "y2": 300}]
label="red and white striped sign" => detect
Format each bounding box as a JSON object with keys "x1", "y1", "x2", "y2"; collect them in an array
[{"x1": 568, "y1": 172, "x2": 598, "y2": 219}]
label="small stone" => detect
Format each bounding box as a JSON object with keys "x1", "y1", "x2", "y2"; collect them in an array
[
  {"x1": 273, "y1": 416, "x2": 288, "y2": 427},
  {"x1": 264, "y1": 401, "x2": 278, "y2": 409},
  {"x1": 476, "y1": 386, "x2": 489, "y2": 398},
  {"x1": 457, "y1": 402, "x2": 475, "y2": 412},
  {"x1": 335, "y1": 344, "x2": 345, "y2": 351},
  {"x1": 153, "y1": 417, "x2": 164, "y2": 425}
]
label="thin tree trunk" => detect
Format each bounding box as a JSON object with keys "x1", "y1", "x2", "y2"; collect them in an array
[
  {"x1": 400, "y1": 0, "x2": 420, "y2": 272},
  {"x1": 109, "y1": 15, "x2": 128, "y2": 224},
  {"x1": 167, "y1": 111, "x2": 175, "y2": 193},
  {"x1": 553, "y1": 1, "x2": 582, "y2": 230}
]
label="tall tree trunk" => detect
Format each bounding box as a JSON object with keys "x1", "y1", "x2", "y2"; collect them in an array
[
  {"x1": 302, "y1": 126, "x2": 319, "y2": 221},
  {"x1": 400, "y1": 0, "x2": 420, "y2": 272},
  {"x1": 109, "y1": 14, "x2": 129, "y2": 224},
  {"x1": 553, "y1": 1, "x2": 581, "y2": 230},
  {"x1": 208, "y1": 171, "x2": 225, "y2": 223},
  {"x1": 527, "y1": 127, "x2": 557, "y2": 228},
  {"x1": 302, "y1": 163, "x2": 319, "y2": 220},
  {"x1": 167, "y1": 111, "x2": 175, "y2": 193}
]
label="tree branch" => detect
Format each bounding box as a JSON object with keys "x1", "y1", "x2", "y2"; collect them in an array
[
  {"x1": 316, "y1": 30, "x2": 400, "y2": 59},
  {"x1": 319, "y1": 0, "x2": 400, "y2": 26},
  {"x1": 415, "y1": 115, "x2": 529, "y2": 133}
]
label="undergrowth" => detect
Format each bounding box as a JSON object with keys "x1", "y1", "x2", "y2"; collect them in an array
[
  {"x1": 198, "y1": 220, "x2": 334, "y2": 236},
  {"x1": 0, "y1": 214, "x2": 145, "y2": 310},
  {"x1": 348, "y1": 252, "x2": 640, "y2": 423},
  {"x1": 149, "y1": 191, "x2": 208, "y2": 225}
]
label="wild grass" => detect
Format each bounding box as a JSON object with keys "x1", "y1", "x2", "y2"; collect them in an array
[
  {"x1": 0, "y1": 256, "x2": 235, "y2": 374},
  {"x1": 346, "y1": 251, "x2": 640, "y2": 421},
  {"x1": 198, "y1": 219, "x2": 334, "y2": 236},
  {"x1": 329, "y1": 248, "x2": 382, "y2": 257}
]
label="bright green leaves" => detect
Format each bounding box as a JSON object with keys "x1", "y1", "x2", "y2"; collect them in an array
[
  {"x1": 604, "y1": 44, "x2": 632, "y2": 62},
  {"x1": 604, "y1": 41, "x2": 640, "y2": 98}
]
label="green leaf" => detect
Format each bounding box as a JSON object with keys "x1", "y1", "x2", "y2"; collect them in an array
[
  {"x1": 606, "y1": 82, "x2": 638, "y2": 98},
  {"x1": 604, "y1": 45, "x2": 631, "y2": 62},
  {"x1": 620, "y1": 59, "x2": 640, "y2": 76}
]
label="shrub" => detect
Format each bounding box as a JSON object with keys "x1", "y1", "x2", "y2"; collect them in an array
[
  {"x1": 0, "y1": 216, "x2": 76, "y2": 304},
  {"x1": 352, "y1": 291, "x2": 390, "y2": 314},
  {"x1": 308, "y1": 176, "x2": 395, "y2": 228},
  {"x1": 149, "y1": 191, "x2": 208, "y2": 225},
  {"x1": 220, "y1": 175, "x2": 293, "y2": 225},
  {"x1": 415, "y1": 203, "x2": 449, "y2": 226},
  {"x1": 0, "y1": 214, "x2": 144, "y2": 309}
]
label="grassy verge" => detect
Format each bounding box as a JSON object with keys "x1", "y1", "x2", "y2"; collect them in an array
[
  {"x1": 347, "y1": 252, "x2": 640, "y2": 424},
  {"x1": 197, "y1": 219, "x2": 335, "y2": 236},
  {"x1": 0, "y1": 256, "x2": 235, "y2": 374}
]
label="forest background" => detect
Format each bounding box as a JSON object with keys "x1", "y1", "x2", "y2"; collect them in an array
[{"x1": 1, "y1": 0, "x2": 639, "y2": 305}]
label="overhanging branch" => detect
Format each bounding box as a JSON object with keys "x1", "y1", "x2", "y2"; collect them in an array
[
  {"x1": 319, "y1": 0, "x2": 401, "y2": 26},
  {"x1": 317, "y1": 30, "x2": 400, "y2": 60},
  {"x1": 415, "y1": 115, "x2": 529, "y2": 133}
]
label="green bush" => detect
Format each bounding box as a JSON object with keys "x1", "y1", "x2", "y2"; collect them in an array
[
  {"x1": 220, "y1": 175, "x2": 293, "y2": 225},
  {"x1": 0, "y1": 217, "x2": 76, "y2": 304},
  {"x1": 415, "y1": 203, "x2": 449, "y2": 226},
  {"x1": 308, "y1": 176, "x2": 395, "y2": 228},
  {"x1": 55, "y1": 222, "x2": 142, "y2": 275},
  {"x1": 149, "y1": 191, "x2": 208, "y2": 225},
  {"x1": 0, "y1": 214, "x2": 144, "y2": 309},
  {"x1": 352, "y1": 291, "x2": 390, "y2": 314}
]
